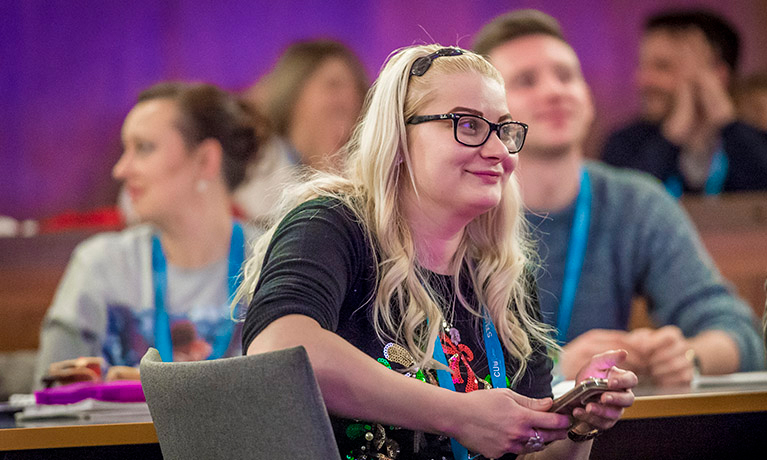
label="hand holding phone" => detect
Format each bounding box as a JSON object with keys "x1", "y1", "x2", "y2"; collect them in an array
[{"x1": 549, "y1": 377, "x2": 609, "y2": 415}]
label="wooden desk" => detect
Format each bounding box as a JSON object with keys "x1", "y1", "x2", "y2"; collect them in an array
[
  {"x1": 2, "y1": 381, "x2": 766, "y2": 458},
  {"x1": 624, "y1": 385, "x2": 767, "y2": 419},
  {"x1": 593, "y1": 379, "x2": 767, "y2": 460},
  {"x1": 0, "y1": 421, "x2": 157, "y2": 450},
  {"x1": 0, "y1": 421, "x2": 161, "y2": 459}
]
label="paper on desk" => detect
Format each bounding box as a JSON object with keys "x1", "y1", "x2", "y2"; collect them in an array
[
  {"x1": 14, "y1": 398, "x2": 151, "y2": 427},
  {"x1": 0, "y1": 394, "x2": 36, "y2": 414}
]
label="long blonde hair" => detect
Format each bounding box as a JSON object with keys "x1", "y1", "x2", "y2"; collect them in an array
[{"x1": 236, "y1": 44, "x2": 556, "y2": 384}]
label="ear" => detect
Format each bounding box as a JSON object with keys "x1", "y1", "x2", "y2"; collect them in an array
[{"x1": 194, "y1": 138, "x2": 224, "y2": 183}]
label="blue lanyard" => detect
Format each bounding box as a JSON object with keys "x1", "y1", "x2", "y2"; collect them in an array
[
  {"x1": 664, "y1": 148, "x2": 729, "y2": 198},
  {"x1": 704, "y1": 149, "x2": 728, "y2": 195},
  {"x1": 556, "y1": 168, "x2": 591, "y2": 344},
  {"x1": 432, "y1": 314, "x2": 507, "y2": 460},
  {"x1": 151, "y1": 222, "x2": 245, "y2": 362}
]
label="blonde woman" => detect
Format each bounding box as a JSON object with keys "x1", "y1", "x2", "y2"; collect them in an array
[{"x1": 240, "y1": 45, "x2": 636, "y2": 459}]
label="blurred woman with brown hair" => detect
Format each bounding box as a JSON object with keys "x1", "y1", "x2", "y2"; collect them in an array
[
  {"x1": 234, "y1": 39, "x2": 368, "y2": 224},
  {"x1": 35, "y1": 82, "x2": 263, "y2": 386}
]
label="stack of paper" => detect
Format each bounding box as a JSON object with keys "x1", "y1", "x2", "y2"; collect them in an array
[{"x1": 15, "y1": 398, "x2": 151, "y2": 427}]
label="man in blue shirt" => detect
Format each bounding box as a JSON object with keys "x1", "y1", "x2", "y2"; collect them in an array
[{"x1": 474, "y1": 9, "x2": 765, "y2": 385}]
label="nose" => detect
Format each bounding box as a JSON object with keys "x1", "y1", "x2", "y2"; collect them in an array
[
  {"x1": 479, "y1": 129, "x2": 508, "y2": 162},
  {"x1": 112, "y1": 150, "x2": 131, "y2": 180},
  {"x1": 540, "y1": 74, "x2": 567, "y2": 98}
]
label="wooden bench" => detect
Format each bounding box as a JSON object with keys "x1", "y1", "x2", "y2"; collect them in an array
[{"x1": 681, "y1": 192, "x2": 767, "y2": 319}]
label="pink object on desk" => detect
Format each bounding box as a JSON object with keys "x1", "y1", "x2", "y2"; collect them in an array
[{"x1": 35, "y1": 381, "x2": 145, "y2": 405}]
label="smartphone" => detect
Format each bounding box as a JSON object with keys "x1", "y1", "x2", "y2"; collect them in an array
[{"x1": 549, "y1": 378, "x2": 609, "y2": 414}]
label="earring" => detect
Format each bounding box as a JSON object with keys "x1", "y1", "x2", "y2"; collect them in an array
[{"x1": 196, "y1": 179, "x2": 209, "y2": 193}]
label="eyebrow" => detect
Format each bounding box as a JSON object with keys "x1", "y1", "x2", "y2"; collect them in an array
[{"x1": 450, "y1": 106, "x2": 513, "y2": 123}]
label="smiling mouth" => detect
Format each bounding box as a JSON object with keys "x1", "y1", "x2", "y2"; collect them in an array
[
  {"x1": 538, "y1": 111, "x2": 572, "y2": 122},
  {"x1": 469, "y1": 170, "x2": 502, "y2": 182}
]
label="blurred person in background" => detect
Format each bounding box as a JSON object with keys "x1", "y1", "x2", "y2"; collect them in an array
[
  {"x1": 602, "y1": 9, "x2": 767, "y2": 196},
  {"x1": 474, "y1": 9, "x2": 765, "y2": 387},
  {"x1": 234, "y1": 39, "x2": 368, "y2": 225},
  {"x1": 34, "y1": 82, "x2": 263, "y2": 387}
]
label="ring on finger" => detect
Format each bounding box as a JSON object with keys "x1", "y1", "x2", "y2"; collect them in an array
[{"x1": 525, "y1": 428, "x2": 544, "y2": 450}]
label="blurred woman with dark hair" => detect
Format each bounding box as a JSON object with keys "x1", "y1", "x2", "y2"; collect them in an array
[{"x1": 35, "y1": 82, "x2": 263, "y2": 386}]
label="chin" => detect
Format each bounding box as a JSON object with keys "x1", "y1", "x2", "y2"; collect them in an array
[
  {"x1": 131, "y1": 205, "x2": 158, "y2": 225},
  {"x1": 468, "y1": 195, "x2": 502, "y2": 216}
]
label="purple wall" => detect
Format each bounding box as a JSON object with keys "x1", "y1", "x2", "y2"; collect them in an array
[{"x1": 3, "y1": 0, "x2": 766, "y2": 219}]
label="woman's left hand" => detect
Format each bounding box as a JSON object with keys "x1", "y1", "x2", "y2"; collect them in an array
[{"x1": 571, "y1": 349, "x2": 637, "y2": 432}]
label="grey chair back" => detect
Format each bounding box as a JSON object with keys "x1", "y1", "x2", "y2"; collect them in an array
[{"x1": 140, "y1": 346, "x2": 340, "y2": 460}]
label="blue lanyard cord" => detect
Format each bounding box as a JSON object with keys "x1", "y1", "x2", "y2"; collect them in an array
[
  {"x1": 556, "y1": 168, "x2": 591, "y2": 345},
  {"x1": 151, "y1": 222, "x2": 245, "y2": 362},
  {"x1": 664, "y1": 175, "x2": 684, "y2": 199},
  {"x1": 151, "y1": 236, "x2": 172, "y2": 362},
  {"x1": 664, "y1": 147, "x2": 729, "y2": 198},
  {"x1": 704, "y1": 149, "x2": 728, "y2": 195},
  {"x1": 432, "y1": 315, "x2": 507, "y2": 460}
]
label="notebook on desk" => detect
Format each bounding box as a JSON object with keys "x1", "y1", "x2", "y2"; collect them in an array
[{"x1": 14, "y1": 398, "x2": 151, "y2": 427}]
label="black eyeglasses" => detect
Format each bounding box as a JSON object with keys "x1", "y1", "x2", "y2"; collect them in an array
[
  {"x1": 407, "y1": 113, "x2": 528, "y2": 153},
  {"x1": 410, "y1": 48, "x2": 464, "y2": 78}
]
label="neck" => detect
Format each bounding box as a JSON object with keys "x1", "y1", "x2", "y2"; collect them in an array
[
  {"x1": 517, "y1": 148, "x2": 584, "y2": 212},
  {"x1": 401, "y1": 191, "x2": 469, "y2": 276},
  {"x1": 155, "y1": 190, "x2": 234, "y2": 268}
]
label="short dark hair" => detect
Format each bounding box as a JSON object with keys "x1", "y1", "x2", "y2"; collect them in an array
[
  {"x1": 645, "y1": 10, "x2": 740, "y2": 71},
  {"x1": 139, "y1": 82, "x2": 264, "y2": 191},
  {"x1": 473, "y1": 9, "x2": 566, "y2": 56}
]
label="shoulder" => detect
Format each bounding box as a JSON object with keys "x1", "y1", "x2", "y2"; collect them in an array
[
  {"x1": 587, "y1": 162, "x2": 670, "y2": 201},
  {"x1": 54, "y1": 225, "x2": 152, "y2": 302},
  {"x1": 606, "y1": 120, "x2": 658, "y2": 140},
  {"x1": 602, "y1": 120, "x2": 662, "y2": 165},
  {"x1": 268, "y1": 196, "x2": 371, "y2": 256},
  {"x1": 279, "y1": 196, "x2": 363, "y2": 232},
  {"x1": 585, "y1": 162, "x2": 683, "y2": 222},
  {"x1": 71, "y1": 224, "x2": 152, "y2": 266}
]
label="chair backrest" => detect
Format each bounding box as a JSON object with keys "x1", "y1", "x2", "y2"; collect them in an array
[{"x1": 140, "y1": 346, "x2": 340, "y2": 460}]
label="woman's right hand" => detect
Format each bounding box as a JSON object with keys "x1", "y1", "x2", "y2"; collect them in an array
[
  {"x1": 43, "y1": 357, "x2": 104, "y2": 387},
  {"x1": 450, "y1": 388, "x2": 571, "y2": 458}
]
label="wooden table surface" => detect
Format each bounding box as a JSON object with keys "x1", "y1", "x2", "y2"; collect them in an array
[{"x1": 3, "y1": 378, "x2": 767, "y2": 451}]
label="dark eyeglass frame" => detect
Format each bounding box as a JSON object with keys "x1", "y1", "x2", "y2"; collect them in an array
[
  {"x1": 407, "y1": 113, "x2": 528, "y2": 154},
  {"x1": 410, "y1": 47, "x2": 464, "y2": 78}
]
